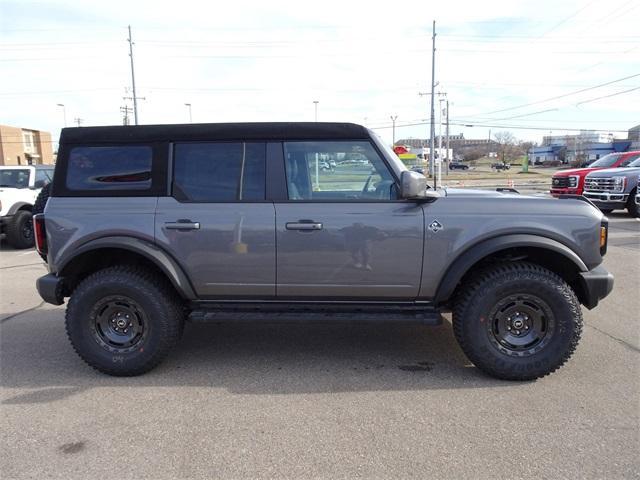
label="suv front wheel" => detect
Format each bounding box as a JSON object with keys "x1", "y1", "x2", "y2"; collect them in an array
[
  {"x1": 66, "y1": 266, "x2": 184, "y2": 376},
  {"x1": 453, "y1": 262, "x2": 582, "y2": 381}
]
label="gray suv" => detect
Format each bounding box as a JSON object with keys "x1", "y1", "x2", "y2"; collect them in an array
[{"x1": 34, "y1": 123, "x2": 614, "y2": 380}]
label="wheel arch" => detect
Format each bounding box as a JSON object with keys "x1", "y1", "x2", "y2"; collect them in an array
[
  {"x1": 58, "y1": 236, "x2": 196, "y2": 300},
  {"x1": 435, "y1": 234, "x2": 589, "y2": 306},
  {"x1": 8, "y1": 202, "x2": 33, "y2": 215}
]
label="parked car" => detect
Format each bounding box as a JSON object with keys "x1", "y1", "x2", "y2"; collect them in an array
[
  {"x1": 0, "y1": 165, "x2": 54, "y2": 248},
  {"x1": 491, "y1": 162, "x2": 510, "y2": 170},
  {"x1": 449, "y1": 161, "x2": 469, "y2": 171},
  {"x1": 34, "y1": 122, "x2": 613, "y2": 380},
  {"x1": 583, "y1": 158, "x2": 640, "y2": 217},
  {"x1": 550, "y1": 151, "x2": 640, "y2": 197}
]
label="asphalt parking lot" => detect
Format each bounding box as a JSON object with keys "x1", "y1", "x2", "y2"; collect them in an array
[{"x1": 1, "y1": 213, "x2": 638, "y2": 479}]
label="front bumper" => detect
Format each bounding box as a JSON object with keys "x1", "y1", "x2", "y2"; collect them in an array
[
  {"x1": 578, "y1": 265, "x2": 614, "y2": 310},
  {"x1": 550, "y1": 187, "x2": 581, "y2": 197},
  {"x1": 36, "y1": 273, "x2": 65, "y2": 305},
  {"x1": 583, "y1": 191, "x2": 628, "y2": 209}
]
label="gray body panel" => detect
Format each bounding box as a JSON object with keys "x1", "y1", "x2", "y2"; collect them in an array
[
  {"x1": 419, "y1": 191, "x2": 604, "y2": 298},
  {"x1": 45, "y1": 197, "x2": 158, "y2": 271},
  {"x1": 155, "y1": 197, "x2": 276, "y2": 298},
  {"x1": 275, "y1": 202, "x2": 424, "y2": 298}
]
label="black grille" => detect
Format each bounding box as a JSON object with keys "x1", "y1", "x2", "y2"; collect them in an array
[{"x1": 552, "y1": 177, "x2": 569, "y2": 188}]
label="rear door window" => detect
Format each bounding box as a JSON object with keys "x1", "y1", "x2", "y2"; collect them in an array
[{"x1": 173, "y1": 142, "x2": 266, "y2": 202}]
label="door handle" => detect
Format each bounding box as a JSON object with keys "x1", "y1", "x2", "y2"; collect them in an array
[
  {"x1": 165, "y1": 220, "x2": 200, "y2": 230},
  {"x1": 285, "y1": 221, "x2": 323, "y2": 231}
]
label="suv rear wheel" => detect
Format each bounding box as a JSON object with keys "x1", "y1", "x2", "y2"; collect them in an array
[
  {"x1": 66, "y1": 266, "x2": 184, "y2": 376},
  {"x1": 453, "y1": 262, "x2": 582, "y2": 381}
]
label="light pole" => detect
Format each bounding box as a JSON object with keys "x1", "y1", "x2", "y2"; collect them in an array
[
  {"x1": 313, "y1": 100, "x2": 319, "y2": 122},
  {"x1": 390, "y1": 115, "x2": 398, "y2": 146},
  {"x1": 56, "y1": 103, "x2": 67, "y2": 127},
  {"x1": 184, "y1": 103, "x2": 192, "y2": 123}
]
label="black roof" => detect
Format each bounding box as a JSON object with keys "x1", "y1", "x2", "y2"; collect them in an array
[{"x1": 60, "y1": 122, "x2": 370, "y2": 144}]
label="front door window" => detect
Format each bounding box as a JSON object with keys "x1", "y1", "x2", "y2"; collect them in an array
[{"x1": 283, "y1": 141, "x2": 396, "y2": 201}]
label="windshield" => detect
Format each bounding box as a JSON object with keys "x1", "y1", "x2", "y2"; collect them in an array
[
  {"x1": 625, "y1": 157, "x2": 640, "y2": 168},
  {"x1": 588, "y1": 153, "x2": 622, "y2": 168},
  {"x1": 368, "y1": 129, "x2": 407, "y2": 177},
  {"x1": 0, "y1": 169, "x2": 30, "y2": 188},
  {"x1": 618, "y1": 154, "x2": 640, "y2": 167}
]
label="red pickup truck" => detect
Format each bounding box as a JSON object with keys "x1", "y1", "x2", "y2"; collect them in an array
[{"x1": 550, "y1": 151, "x2": 640, "y2": 197}]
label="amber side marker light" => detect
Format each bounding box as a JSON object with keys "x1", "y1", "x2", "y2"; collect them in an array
[{"x1": 600, "y1": 220, "x2": 608, "y2": 256}]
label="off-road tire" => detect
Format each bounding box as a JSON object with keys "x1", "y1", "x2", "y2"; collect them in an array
[
  {"x1": 32, "y1": 183, "x2": 50, "y2": 216},
  {"x1": 5, "y1": 210, "x2": 34, "y2": 249},
  {"x1": 32, "y1": 183, "x2": 51, "y2": 260},
  {"x1": 66, "y1": 266, "x2": 185, "y2": 376},
  {"x1": 452, "y1": 262, "x2": 583, "y2": 381},
  {"x1": 626, "y1": 188, "x2": 639, "y2": 217}
]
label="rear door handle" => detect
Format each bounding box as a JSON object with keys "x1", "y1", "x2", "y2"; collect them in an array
[
  {"x1": 165, "y1": 220, "x2": 200, "y2": 230},
  {"x1": 285, "y1": 221, "x2": 323, "y2": 231}
]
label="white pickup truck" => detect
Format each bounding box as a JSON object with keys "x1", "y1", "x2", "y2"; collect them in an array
[{"x1": 0, "y1": 165, "x2": 54, "y2": 248}]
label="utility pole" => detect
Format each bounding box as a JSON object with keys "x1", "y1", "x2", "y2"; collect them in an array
[
  {"x1": 74, "y1": 117, "x2": 83, "y2": 127},
  {"x1": 438, "y1": 92, "x2": 448, "y2": 180},
  {"x1": 56, "y1": 103, "x2": 67, "y2": 127},
  {"x1": 445, "y1": 99, "x2": 450, "y2": 176},
  {"x1": 390, "y1": 115, "x2": 398, "y2": 146},
  {"x1": 185, "y1": 103, "x2": 192, "y2": 123},
  {"x1": 120, "y1": 106, "x2": 133, "y2": 125},
  {"x1": 127, "y1": 25, "x2": 141, "y2": 125},
  {"x1": 313, "y1": 100, "x2": 319, "y2": 122},
  {"x1": 429, "y1": 20, "x2": 437, "y2": 185}
]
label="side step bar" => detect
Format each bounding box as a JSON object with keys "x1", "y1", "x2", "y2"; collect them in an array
[{"x1": 188, "y1": 302, "x2": 443, "y2": 326}]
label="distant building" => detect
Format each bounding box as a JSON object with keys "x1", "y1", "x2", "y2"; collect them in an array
[
  {"x1": 396, "y1": 133, "x2": 496, "y2": 149},
  {"x1": 628, "y1": 124, "x2": 640, "y2": 150},
  {"x1": 542, "y1": 130, "x2": 613, "y2": 146},
  {"x1": 0, "y1": 125, "x2": 54, "y2": 166},
  {"x1": 529, "y1": 140, "x2": 632, "y2": 165}
]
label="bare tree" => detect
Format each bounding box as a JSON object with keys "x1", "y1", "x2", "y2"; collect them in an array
[{"x1": 494, "y1": 131, "x2": 518, "y2": 164}]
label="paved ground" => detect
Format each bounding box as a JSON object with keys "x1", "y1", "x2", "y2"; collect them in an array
[{"x1": 0, "y1": 213, "x2": 638, "y2": 479}]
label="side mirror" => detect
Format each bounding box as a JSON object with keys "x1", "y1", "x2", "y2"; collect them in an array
[{"x1": 400, "y1": 170, "x2": 428, "y2": 199}]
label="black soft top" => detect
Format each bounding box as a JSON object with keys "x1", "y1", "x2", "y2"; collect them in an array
[{"x1": 59, "y1": 122, "x2": 370, "y2": 144}]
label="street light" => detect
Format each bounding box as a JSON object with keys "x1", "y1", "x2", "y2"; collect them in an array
[
  {"x1": 184, "y1": 103, "x2": 192, "y2": 123},
  {"x1": 390, "y1": 115, "x2": 398, "y2": 146},
  {"x1": 56, "y1": 103, "x2": 67, "y2": 127},
  {"x1": 313, "y1": 100, "x2": 319, "y2": 122}
]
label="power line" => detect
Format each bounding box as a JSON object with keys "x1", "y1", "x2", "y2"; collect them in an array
[
  {"x1": 575, "y1": 86, "x2": 640, "y2": 106},
  {"x1": 465, "y1": 72, "x2": 640, "y2": 117},
  {"x1": 370, "y1": 120, "x2": 630, "y2": 133}
]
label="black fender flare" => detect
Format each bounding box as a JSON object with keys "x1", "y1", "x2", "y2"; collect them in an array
[
  {"x1": 434, "y1": 234, "x2": 588, "y2": 303},
  {"x1": 58, "y1": 236, "x2": 197, "y2": 300},
  {"x1": 8, "y1": 201, "x2": 32, "y2": 215}
]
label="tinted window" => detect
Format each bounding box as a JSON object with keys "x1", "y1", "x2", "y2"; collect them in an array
[
  {"x1": 618, "y1": 154, "x2": 640, "y2": 167},
  {"x1": 283, "y1": 141, "x2": 395, "y2": 201},
  {"x1": 66, "y1": 146, "x2": 152, "y2": 191},
  {"x1": 173, "y1": 142, "x2": 265, "y2": 202},
  {"x1": 0, "y1": 169, "x2": 30, "y2": 188},
  {"x1": 35, "y1": 168, "x2": 54, "y2": 187}
]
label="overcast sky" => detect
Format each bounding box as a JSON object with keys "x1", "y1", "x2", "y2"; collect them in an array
[{"x1": 1, "y1": 0, "x2": 638, "y2": 148}]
